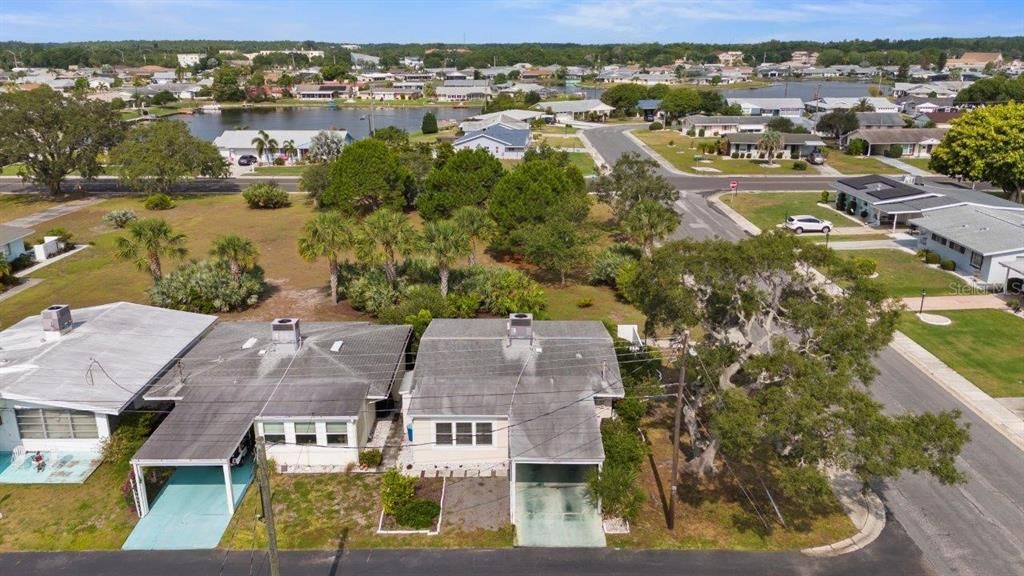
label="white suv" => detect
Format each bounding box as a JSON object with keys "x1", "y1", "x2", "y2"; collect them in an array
[{"x1": 785, "y1": 215, "x2": 833, "y2": 234}]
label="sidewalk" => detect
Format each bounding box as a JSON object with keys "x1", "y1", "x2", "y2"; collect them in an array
[
  {"x1": 899, "y1": 294, "x2": 1009, "y2": 311},
  {"x1": 3, "y1": 197, "x2": 102, "y2": 227},
  {"x1": 802, "y1": 468, "x2": 886, "y2": 557},
  {"x1": 876, "y1": 156, "x2": 932, "y2": 177}
]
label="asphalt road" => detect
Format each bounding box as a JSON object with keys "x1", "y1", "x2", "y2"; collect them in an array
[
  {"x1": 584, "y1": 126, "x2": 1024, "y2": 576},
  {"x1": 0, "y1": 520, "x2": 930, "y2": 576}
]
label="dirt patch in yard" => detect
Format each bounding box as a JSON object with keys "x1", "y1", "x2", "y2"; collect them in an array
[{"x1": 441, "y1": 476, "x2": 510, "y2": 531}]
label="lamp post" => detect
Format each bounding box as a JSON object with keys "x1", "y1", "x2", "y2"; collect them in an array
[
  {"x1": 919, "y1": 289, "x2": 927, "y2": 314},
  {"x1": 825, "y1": 228, "x2": 831, "y2": 248}
]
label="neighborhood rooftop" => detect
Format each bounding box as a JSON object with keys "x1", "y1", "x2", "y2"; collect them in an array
[
  {"x1": 533, "y1": 99, "x2": 614, "y2": 114},
  {"x1": 910, "y1": 206, "x2": 1024, "y2": 255},
  {"x1": 833, "y1": 175, "x2": 1024, "y2": 214},
  {"x1": 0, "y1": 224, "x2": 35, "y2": 246},
  {"x1": 0, "y1": 302, "x2": 216, "y2": 415},
  {"x1": 211, "y1": 129, "x2": 349, "y2": 150},
  {"x1": 455, "y1": 124, "x2": 530, "y2": 148}
]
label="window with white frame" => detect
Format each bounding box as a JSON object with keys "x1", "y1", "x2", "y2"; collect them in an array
[
  {"x1": 294, "y1": 422, "x2": 318, "y2": 445},
  {"x1": 262, "y1": 422, "x2": 285, "y2": 444},
  {"x1": 435, "y1": 422, "x2": 493, "y2": 446},
  {"x1": 970, "y1": 251, "x2": 983, "y2": 269},
  {"x1": 15, "y1": 408, "x2": 98, "y2": 439},
  {"x1": 325, "y1": 422, "x2": 348, "y2": 445}
]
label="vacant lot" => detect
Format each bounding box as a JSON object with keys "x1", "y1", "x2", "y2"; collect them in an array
[
  {"x1": 837, "y1": 249, "x2": 969, "y2": 298},
  {"x1": 633, "y1": 131, "x2": 813, "y2": 175},
  {"x1": 219, "y1": 473, "x2": 513, "y2": 549},
  {"x1": 721, "y1": 192, "x2": 842, "y2": 232},
  {"x1": 899, "y1": 310, "x2": 1024, "y2": 398},
  {"x1": 824, "y1": 153, "x2": 903, "y2": 175}
]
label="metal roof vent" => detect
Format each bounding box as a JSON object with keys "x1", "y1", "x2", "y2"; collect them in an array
[
  {"x1": 41, "y1": 304, "x2": 73, "y2": 339},
  {"x1": 271, "y1": 318, "x2": 301, "y2": 352},
  {"x1": 508, "y1": 313, "x2": 533, "y2": 341}
]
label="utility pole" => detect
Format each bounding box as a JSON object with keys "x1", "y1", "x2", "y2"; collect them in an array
[
  {"x1": 668, "y1": 329, "x2": 690, "y2": 530},
  {"x1": 255, "y1": 437, "x2": 281, "y2": 576}
]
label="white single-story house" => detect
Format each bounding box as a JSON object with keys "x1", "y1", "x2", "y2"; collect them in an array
[
  {"x1": 682, "y1": 115, "x2": 770, "y2": 135},
  {"x1": 131, "y1": 319, "x2": 410, "y2": 516},
  {"x1": 459, "y1": 114, "x2": 531, "y2": 133},
  {"x1": 212, "y1": 129, "x2": 352, "y2": 164},
  {"x1": 454, "y1": 125, "x2": 530, "y2": 160},
  {"x1": 844, "y1": 127, "x2": 947, "y2": 158},
  {"x1": 910, "y1": 206, "x2": 1024, "y2": 285},
  {"x1": 0, "y1": 224, "x2": 33, "y2": 263},
  {"x1": 533, "y1": 99, "x2": 614, "y2": 123},
  {"x1": 804, "y1": 97, "x2": 899, "y2": 114},
  {"x1": 726, "y1": 97, "x2": 805, "y2": 117},
  {"x1": 832, "y1": 174, "x2": 1024, "y2": 230},
  {"x1": 725, "y1": 132, "x2": 826, "y2": 159},
  {"x1": 401, "y1": 315, "x2": 624, "y2": 546},
  {"x1": 435, "y1": 85, "x2": 492, "y2": 102},
  {"x1": 0, "y1": 303, "x2": 216, "y2": 480}
]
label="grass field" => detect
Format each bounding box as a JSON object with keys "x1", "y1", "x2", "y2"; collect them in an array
[
  {"x1": 0, "y1": 193, "x2": 67, "y2": 223},
  {"x1": 633, "y1": 131, "x2": 812, "y2": 175},
  {"x1": 899, "y1": 158, "x2": 936, "y2": 173},
  {"x1": 2, "y1": 163, "x2": 26, "y2": 176},
  {"x1": 534, "y1": 125, "x2": 578, "y2": 135},
  {"x1": 898, "y1": 310, "x2": 1024, "y2": 398},
  {"x1": 568, "y1": 151, "x2": 597, "y2": 176},
  {"x1": 838, "y1": 249, "x2": 969, "y2": 298},
  {"x1": 538, "y1": 135, "x2": 583, "y2": 149},
  {"x1": 252, "y1": 166, "x2": 305, "y2": 176},
  {"x1": 219, "y1": 473, "x2": 513, "y2": 549},
  {"x1": 823, "y1": 153, "x2": 903, "y2": 175},
  {"x1": 720, "y1": 192, "x2": 841, "y2": 232}
]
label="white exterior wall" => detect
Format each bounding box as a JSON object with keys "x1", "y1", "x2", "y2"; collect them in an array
[
  {"x1": 917, "y1": 234, "x2": 1023, "y2": 284},
  {"x1": 259, "y1": 418, "x2": 360, "y2": 473},
  {"x1": 0, "y1": 401, "x2": 111, "y2": 453},
  {"x1": 2, "y1": 238, "x2": 29, "y2": 263},
  {"x1": 454, "y1": 138, "x2": 524, "y2": 160},
  {"x1": 983, "y1": 253, "x2": 1023, "y2": 285},
  {"x1": 405, "y1": 416, "x2": 509, "y2": 473},
  {"x1": 0, "y1": 406, "x2": 21, "y2": 452}
]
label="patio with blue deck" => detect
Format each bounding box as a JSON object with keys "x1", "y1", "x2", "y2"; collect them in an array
[
  {"x1": 0, "y1": 451, "x2": 102, "y2": 484},
  {"x1": 122, "y1": 460, "x2": 254, "y2": 550}
]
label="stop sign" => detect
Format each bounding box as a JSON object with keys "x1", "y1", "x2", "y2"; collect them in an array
[{"x1": 730, "y1": 180, "x2": 738, "y2": 191}]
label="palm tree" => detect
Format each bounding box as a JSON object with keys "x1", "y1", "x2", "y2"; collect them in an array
[
  {"x1": 757, "y1": 129, "x2": 783, "y2": 167},
  {"x1": 423, "y1": 220, "x2": 470, "y2": 296},
  {"x1": 251, "y1": 130, "x2": 279, "y2": 165},
  {"x1": 852, "y1": 98, "x2": 875, "y2": 112},
  {"x1": 623, "y1": 200, "x2": 678, "y2": 257},
  {"x1": 452, "y1": 205, "x2": 496, "y2": 266},
  {"x1": 281, "y1": 139, "x2": 298, "y2": 163},
  {"x1": 298, "y1": 212, "x2": 355, "y2": 304},
  {"x1": 210, "y1": 234, "x2": 258, "y2": 283},
  {"x1": 114, "y1": 218, "x2": 188, "y2": 282},
  {"x1": 357, "y1": 208, "x2": 419, "y2": 286}
]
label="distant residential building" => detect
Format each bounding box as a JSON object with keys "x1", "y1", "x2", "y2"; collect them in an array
[
  {"x1": 454, "y1": 125, "x2": 530, "y2": 160},
  {"x1": 805, "y1": 97, "x2": 899, "y2": 114},
  {"x1": 636, "y1": 99, "x2": 662, "y2": 122},
  {"x1": 717, "y1": 51, "x2": 744, "y2": 67},
  {"x1": 726, "y1": 97, "x2": 805, "y2": 117},
  {"x1": 443, "y1": 79, "x2": 490, "y2": 88},
  {"x1": 534, "y1": 99, "x2": 614, "y2": 123},
  {"x1": 213, "y1": 129, "x2": 352, "y2": 164},
  {"x1": 361, "y1": 86, "x2": 422, "y2": 101},
  {"x1": 177, "y1": 53, "x2": 204, "y2": 67},
  {"x1": 679, "y1": 114, "x2": 816, "y2": 136},
  {"x1": 435, "y1": 85, "x2": 492, "y2": 102},
  {"x1": 460, "y1": 109, "x2": 544, "y2": 132},
  {"x1": 350, "y1": 52, "x2": 381, "y2": 67},
  {"x1": 947, "y1": 52, "x2": 1003, "y2": 70},
  {"x1": 725, "y1": 132, "x2": 826, "y2": 159},
  {"x1": 400, "y1": 56, "x2": 423, "y2": 68},
  {"x1": 788, "y1": 51, "x2": 818, "y2": 67},
  {"x1": 844, "y1": 128, "x2": 947, "y2": 157},
  {"x1": 294, "y1": 82, "x2": 361, "y2": 100}
]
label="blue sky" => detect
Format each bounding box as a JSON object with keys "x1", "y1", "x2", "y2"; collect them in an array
[{"x1": 1, "y1": 0, "x2": 1022, "y2": 44}]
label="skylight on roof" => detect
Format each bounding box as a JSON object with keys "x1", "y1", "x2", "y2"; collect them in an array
[{"x1": 330, "y1": 340, "x2": 344, "y2": 352}]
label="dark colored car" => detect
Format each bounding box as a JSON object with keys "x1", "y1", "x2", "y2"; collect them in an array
[{"x1": 237, "y1": 155, "x2": 258, "y2": 166}]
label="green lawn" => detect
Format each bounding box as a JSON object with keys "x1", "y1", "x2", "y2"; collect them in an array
[
  {"x1": 721, "y1": 192, "x2": 842, "y2": 232},
  {"x1": 837, "y1": 249, "x2": 969, "y2": 298},
  {"x1": 634, "y1": 131, "x2": 812, "y2": 175},
  {"x1": 2, "y1": 163, "x2": 26, "y2": 176},
  {"x1": 898, "y1": 310, "x2": 1024, "y2": 397},
  {"x1": 899, "y1": 158, "x2": 936, "y2": 173},
  {"x1": 0, "y1": 193, "x2": 66, "y2": 223},
  {"x1": 538, "y1": 135, "x2": 583, "y2": 149},
  {"x1": 823, "y1": 153, "x2": 903, "y2": 175},
  {"x1": 546, "y1": 283, "x2": 645, "y2": 325},
  {"x1": 568, "y1": 151, "x2": 597, "y2": 176},
  {"x1": 533, "y1": 124, "x2": 578, "y2": 135},
  {"x1": 252, "y1": 166, "x2": 305, "y2": 176}
]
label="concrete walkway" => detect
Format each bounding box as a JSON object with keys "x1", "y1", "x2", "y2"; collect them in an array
[
  {"x1": 890, "y1": 331, "x2": 1024, "y2": 451},
  {"x1": 3, "y1": 197, "x2": 102, "y2": 227},
  {"x1": 0, "y1": 278, "x2": 42, "y2": 303},
  {"x1": 815, "y1": 163, "x2": 843, "y2": 176},
  {"x1": 828, "y1": 239, "x2": 907, "y2": 251},
  {"x1": 876, "y1": 156, "x2": 932, "y2": 177},
  {"x1": 900, "y1": 294, "x2": 1010, "y2": 311},
  {"x1": 14, "y1": 245, "x2": 90, "y2": 277}
]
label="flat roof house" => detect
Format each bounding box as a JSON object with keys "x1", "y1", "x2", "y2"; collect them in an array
[
  {"x1": 435, "y1": 85, "x2": 492, "y2": 102},
  {"x1": 401, "y1": 316, "x2": 624, "y2": 547},
  {"x1": 726, "y1": 132, "x2": 826, "y2": 159},
  {"x1": 910, "y1": 206, "x2": 1024, "y2": 286},
  {"x1": 212, "y1": 129, "x2": 352, "y2": 164},
  {"x1": 832, "y1": 174, "x2": 1024, "y2": 230},
  {"x1": 682, "y1": 114, "x2": 771, "y2": 135},
  {"x1": 131, "y1": 320, "x2": 410, "y2": 520},
  {"x1": 533, "y1": 99, "x2": 615, "y2": 124},
  {"x1": 454, "y1": 125, "x2": 530, "y2": 160},
  {"x1": 726, "y1": 97, "x2": 805, "y2": 117},
  {"x1": 0, "y1": 224, "x2": 34, "y2": 263},
  {"x1": 805, "y1": 97, "x2": 899, "y2": 113},
  {"x1": 844, "y1": 127, "x2": 947, "y2": 158},
  {"x1": 0, "y1": 303, "x2": 216, "y2": 483}
]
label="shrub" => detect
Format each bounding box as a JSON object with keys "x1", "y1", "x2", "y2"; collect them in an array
[
  {"x1": 731, "y1": 152, "x2": 739, "y2": 159},
  {"x1": 272, "y1": 157, "x2": 286, "y2": 166},
  {"x1": 381, "y1": 468, "x2": 416, "y2": 516},
  {"x1": 395, "y1": 499, "x2": 441, "y2": 529},
  {"x1": 359, "y1": 449, "x2": 383, "y2": 468},
  {"x1": 44, "y1": 227, "x2": 74, "y2": 246},
  {"x1": 846, "y1": 139, "x2": 867, "y2": 156},
  {"x1": 590, "y1": 244, "x2": 641, "y2": 287},
  {"x1": 820, "y1": 190, "x2": 830, "y2": 203},
  {"x1": 144, "y1": 193, "x2": 175, "y2": 210},
  {"x1": 836, "y1": 192, "x2": 847, "y2": 210},
  {"x1": 792, "y1": 160, "x2": 808, "y2": 171},
  {"x1": 378, "y1": 284, "x2": 449, "y2": 324},
  {"x1": 667, "y1": 139, "x2": 674, "y2": 147},
  {"x1": 585, "y1": 462, "x2": 644, "y2": 521},
  {"x1": 849, "y1": 257, "x2": 878, "y2": 277},
  {"x1": 149, "y1": 259, "x2": 265, "y2": 313},
  {"x1": 885, "y1": 143, "x2": 903, "y2": 158},
  {"x1": 790, "y1": 151, "x2": 799, "y2": 160},
  {"x1": 101, "y1": 413, "x2": 159, "y2": 467},
  {"x1": 940, "y1": 259, "x2": 956, "y2": 271},
  {"x1": 347, "y1": 273, "x2": 402, "y2": 315},
  {"x1": 457, "y1": 267, "x2": 546, "y2": 316},
  {"x1": 686, "y1": 128, "x2": 696, "y2": 136},
  {"x1": 242, "y1": 182, "x2": 291, "y2": 209},
  {"x1": 421, "y1": 111, "x2": 439, "y2": 134},
  {"x1": 576, "y1": 297, "x2": 593, "y2": 308},
  {"x1": 103, "y1": 209, "x2": 137, "y2": 228},
  {"x1": 776, "y1": 152, "x2": 784, "y2": 159},
  {"x1": 925, "y1": 251, "x2": 941, "y2": 264},
  {"x1": 614, "y1": 397, "x2": 647, "y2": 428},
  {"x1": 697, "y1": 128, "x2": 705, "y2": 137},
  {"x1": 648, "y1": 121, "x2": 663, "y2": 131}
]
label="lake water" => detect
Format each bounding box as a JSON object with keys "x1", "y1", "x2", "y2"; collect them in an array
[{"x1": 180, "y1": 105, "x2": 482, "y2": 141}]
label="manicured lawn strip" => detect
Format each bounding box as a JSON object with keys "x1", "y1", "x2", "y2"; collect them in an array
[
  {"x1": 545, "y1": 283, "x2": 645, "y2": 325},
  {"x1": 568, "y1": 151, "x2": 597, "y2": 176},
  {"x1": 720, "y1": 192, "x2": 840, "y2": 232},
  {"x1": 0, "y1": 193, "x2": 66, "y2": 222},
  {"x1": 898, "y1": 310, "x2": 1024, "y2": 398},
  {"x1": 899, "y1": 158, "x2": 935, "y2": 173},
  {"x1": 823, "y1": 153, "x2": 903, "y2": 175},
  {"x1": 534, "y1": 125, "x2": 578, "y2": 135},
  {"x1": 610, "y1": 423, "x2": 855, "y2": 550},
  {"x1": 252, "y1": 166, "x2": 305, "y2": 176},
  {"x1": 633, "y1": 131, "x2": 809, "y2": 175},
  {"x1": 837, "y1": 249, "x2": 968, "y2": 297},
  {"x1": 219, "y1": 473, "x2": 514, "y2": 549},
  {"x1": 538, "y1": 135, "x2": 583, "y2": 148},
  {"x1": 2, "y1": 163, "x2": 26, "y2": 176}
]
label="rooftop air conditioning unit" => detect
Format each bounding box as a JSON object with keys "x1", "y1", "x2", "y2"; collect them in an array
[
  {"x1": 271, "y1": 318, "x2": 301, "y2": 352},
  {"x1": 508, "y1": 313, "x2": 533, "y2": 340},
  {"x1": 41, "y1": 304, "x2": 73, "y2": 338}
]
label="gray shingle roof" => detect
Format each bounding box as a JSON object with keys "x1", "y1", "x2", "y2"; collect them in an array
[
  {"x1": 685, "y1": 115, "x2": 769, "y2": 126},
  {"x1": 455, "y1": 125, "x2": 529, "y2": 148},
  {"x1": 846, "y1": 127, "x2": 947, "y2": 145},
  {"x1": 910, "y1": 206, "x2": 1024, "y2": 255},
  {"x1": 132, "y1": 321, "x2": 410, "y2": 463}
]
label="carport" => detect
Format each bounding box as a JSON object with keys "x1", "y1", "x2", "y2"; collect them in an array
[{"x1": 512, "y1": 462, "x2": 606, "y2": 547}]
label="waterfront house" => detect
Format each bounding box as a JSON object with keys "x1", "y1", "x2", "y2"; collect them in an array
[
  {"x1": 436, "y1": 85, "x2": 492, "y2": 102},
  {"x1": 213, "y1": 129, "x2": 352, "y2": 164},
  {"x1": 726, "y1": 97, "x2": 805, "y2": 117},
  {"x1": 805, "y1": 97, "x2": 899, "y2": 114}
]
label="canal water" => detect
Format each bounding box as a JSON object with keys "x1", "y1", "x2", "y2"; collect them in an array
[{"x1": 180, "y1": 105, "x2": 482, "y2": 141}]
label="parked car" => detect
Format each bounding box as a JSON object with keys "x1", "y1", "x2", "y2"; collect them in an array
[
  {"x1": 785, "y1": 215, "x2": 833, "y2": 234},
  {"x1": 807, "y1": 151, "x2": 826, "y2": 165},
  {"x1": 237, "y1": 155, "x2": 258, "y2": 166}
]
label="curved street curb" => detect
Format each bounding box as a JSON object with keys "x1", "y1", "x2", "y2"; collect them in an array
[{"x1": 802, "y1": 476, "x2": 887, "y2": 557}]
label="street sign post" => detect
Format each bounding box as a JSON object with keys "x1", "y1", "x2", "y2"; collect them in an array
[{"x1": 730, "y1": 180, "x2": 738, "y2": 197}]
